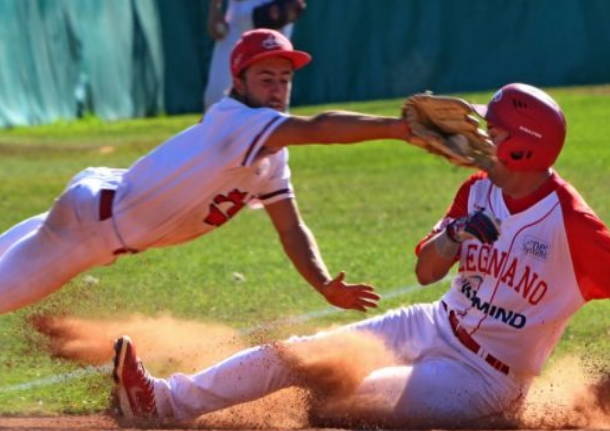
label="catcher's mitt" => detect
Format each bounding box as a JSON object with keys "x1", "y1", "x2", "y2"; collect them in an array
[{"x1": 402, "y1": 93, "x2": 496, "y2": 169}]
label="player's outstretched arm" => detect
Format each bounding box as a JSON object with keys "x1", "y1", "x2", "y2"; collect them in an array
[
  {"x1": 263, "y1": 111, "x2": 410, "y2": 150},
  {"x1": 415, "y1": 231, "x2": 460, "y2": 285},
  {"x1": 416, "y1": 211, "x2": 500, "y2": 284},
  {"x1": 265, "y1": 198, "x2": 380, "y2": 311}
]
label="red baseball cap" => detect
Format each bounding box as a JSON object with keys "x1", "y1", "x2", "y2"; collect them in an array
[{"x1": 230, "y1": 29, "x2": 311, "y2": 78}]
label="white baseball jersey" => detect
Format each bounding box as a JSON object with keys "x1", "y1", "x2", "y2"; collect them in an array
[
  {"x1": 0, "y1": 97, "x2": 293, "y2": 314},
  {"x1": 417, "y1": 171, "x2": 610, "y2": 376},
  {"x1": 112, "y1": 96, "x2": 293, "y2": 251}
]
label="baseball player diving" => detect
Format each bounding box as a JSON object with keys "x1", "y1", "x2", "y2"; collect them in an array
[
  {"x1": 113, "y1": 83, "x2": 610, "y2": 427},
  {"x1": 0, "y1": 28, "x2": 442, "y2": 316}
]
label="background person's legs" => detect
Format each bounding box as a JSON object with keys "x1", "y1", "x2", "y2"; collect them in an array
[{"x1": 203, "y1": 38, "x2": 234, "y2": 110}]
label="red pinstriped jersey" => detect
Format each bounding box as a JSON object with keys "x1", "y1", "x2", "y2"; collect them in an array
[
  {"x1": 111, "y1": 97, "x2": 294, "y2": 251},
  {"x1": 418, "y1": 171, "x2": 610, "y2": 376}
]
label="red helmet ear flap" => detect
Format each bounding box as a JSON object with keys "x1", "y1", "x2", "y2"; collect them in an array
[{"x1": 496, "y1": 134, "x2": 554, "y2": 171}]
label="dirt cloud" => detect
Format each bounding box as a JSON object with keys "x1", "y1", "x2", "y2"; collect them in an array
[
  {"x1": 31, "y1": 313, "x2": 311, "y2": 428},
  {"x1": 30, "y1": 313, "x2": 245, "y2": 374},
  {"x1": 516, "y1": 356, "x2": 610, "y2": 429},
  {"x1": 31, "y1": 314, "x2": 609, "y2": 429}
]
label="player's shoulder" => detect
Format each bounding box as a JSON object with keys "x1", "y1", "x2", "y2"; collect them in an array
[
  {"x1": 204, "y1": 97, "x2": 285, "y2": 134},
  {"x1": 552, "y1": 172, "x2": 610, "y2": 301},
  {"x1": 462, "y1": 170, "x2": 489, "y2": 185},
  {"x1": 465, "y1": 170, "x2": 489, "y2": 183},
  {"x1": 553, "y1": 172, "x2": 607, "y2": 231},
  {"x1": 554, "y1": 173, "x2": 594, "y2": 215},
  {"x1": 442, "y1": 171, "x2": 489, "y2": 216},
  {"x1": 205, "y1": 97, "x2": 253, "y2": 117},
  {"x1": 455, "y1": 170, "x2": 490, "y2": 196},
  {"x1": 206, "y1": 97, "x2": 276, "y2": 118}
]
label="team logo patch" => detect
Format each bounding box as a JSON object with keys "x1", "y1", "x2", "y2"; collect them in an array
[
  {"x1": 262, "y1": 34, "x2": 280, "y2": 50},
  {"x1": 204, "y1": 189, "x2": 249, "y2": 227},
  {"x1": 521, "y1": 235, "x2": 549, "y2": 260}
]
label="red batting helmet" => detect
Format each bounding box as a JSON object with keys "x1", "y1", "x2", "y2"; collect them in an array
[
  {"x1": 475, "y1": 83, "x2": 566, "y2": 171},
  {"x1": 230, "y1": 29, "x2": 311, "y2": 78}
]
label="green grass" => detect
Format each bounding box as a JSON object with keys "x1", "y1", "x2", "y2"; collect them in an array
[{"x1": 0, "y1": 85, "x2": 609, "y2": 414}]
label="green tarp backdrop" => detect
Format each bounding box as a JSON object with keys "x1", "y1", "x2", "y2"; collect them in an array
[{"x1": 1, "y1": 0, "x2": 609, "y2": 127}]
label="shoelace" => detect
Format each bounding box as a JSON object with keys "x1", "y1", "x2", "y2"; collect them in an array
[{"x1": 133, "y1": 361, "x2": 157, "y2": 415}]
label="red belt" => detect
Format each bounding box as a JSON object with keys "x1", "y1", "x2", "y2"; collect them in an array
[
  {"x1": 99, "y1": 189, "x2": 137, "y2": 256},
  {"x1": 99, "y1": 189, "x2": 115, "y2": 221},
  {"x1": 442, "y1": 301, "x2": 510, "y2": 375}
]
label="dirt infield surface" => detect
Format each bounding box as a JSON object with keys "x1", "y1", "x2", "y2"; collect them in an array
[
  {"x1": 3, "y1": 315, "x2": 607, "y2": 431},
  {"x1": 0, "y1": 416, "x2": 356, "y2": 431},
  {"x1": 0, "y1": 415, "x2": 115, "y2": 430},
  {"x1": 0, "y1": 416, "x2": 600, "y2": 431}
]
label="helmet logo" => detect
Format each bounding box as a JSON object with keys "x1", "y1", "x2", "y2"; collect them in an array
[
  {"x1": 491, "y1": 89, "x2": 504, "y2": 103},
  {"x1": 262, "y1": 35, "x2": 281, "y2": 50},
  {"x1": 518, "y1": 126, "x2": 542, "y2": 139}
]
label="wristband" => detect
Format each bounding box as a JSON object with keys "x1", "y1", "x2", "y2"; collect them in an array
[{"x1": 445, "y1": 219, "x2": 463, "y2": 243}]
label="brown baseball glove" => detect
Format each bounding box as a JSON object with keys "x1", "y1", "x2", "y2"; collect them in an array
[{"x1": 402, "y1": 93, "x2": 496, "y2": 169}]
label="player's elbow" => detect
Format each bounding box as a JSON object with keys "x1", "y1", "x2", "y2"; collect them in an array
[
  {"x1": 304, "y1": 112, "x2": 344, "y2": 142},
  {"x1": 271, "y1": 113, "x2": 341, "y2": 147},
  {"x1": 414, "y1": 260, "x2": 444, "y2": 286},
  {"x1": 415, "y1": 270, "x2": 436, "y2": 286}
]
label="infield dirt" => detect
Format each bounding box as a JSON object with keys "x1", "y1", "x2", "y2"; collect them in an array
[{"x1": 22, "y1": 314, "x2": 610, "y2": 430}]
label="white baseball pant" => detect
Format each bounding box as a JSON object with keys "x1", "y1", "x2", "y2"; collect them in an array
[
  {"x1": 0, "y1": 168, "x2": 125, "y2": 313},
  {"x1": 151, "y1": 302, "x2": 528, "y2": 426}
]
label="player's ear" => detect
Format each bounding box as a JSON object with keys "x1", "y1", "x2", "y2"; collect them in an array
[{"x1": 232, "y1": 75, "x2": 246, "y2": 97}]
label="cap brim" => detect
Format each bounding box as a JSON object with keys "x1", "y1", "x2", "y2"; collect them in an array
[
  {"x1": 472, "y1": 103, "x2": 488, "y2": 118},
  {"x1": 239, "y1": 50, "x2": 312, "y2": 74}
]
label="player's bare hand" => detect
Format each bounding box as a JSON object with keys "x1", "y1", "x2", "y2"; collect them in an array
[
  {"x1": 320, "y1": 272, "x2": 380, "y2": 312},
  {"x1": 207, "y1": 15, "x2": 229, "y2": 40},
  {"x1": 286, "y1": 0, "x2": 307, "y2": 21}
]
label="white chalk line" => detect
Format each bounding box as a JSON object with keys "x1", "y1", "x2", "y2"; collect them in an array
[
  {"x1": 0, "y1": 280, "x2": 444, "y2": 393},
  {"x1": 241, "y1": 281, "x2": 427, "y2": 334},
  {"x1": 0, "y1": 364, "x2": 113, "y2": 394}
]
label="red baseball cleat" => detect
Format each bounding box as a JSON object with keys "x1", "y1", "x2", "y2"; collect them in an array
[{"x1": 113, "y1": 335, "x2": 158, "y2": 420}]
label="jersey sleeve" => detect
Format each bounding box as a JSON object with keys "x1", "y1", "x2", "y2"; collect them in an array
[
  {"x1": 205, "y1": 99, "x2": 289, "y2": 168},
  {"x1": 414, "y1": 172, "x2": 485, "y2": 255},
  {"x1": 240, "y1": 110, "x2": 288, "y2": 167},
  {"x1": 557, "y1": 182, "x2": 610, "y2": 300},
  {"x1": 258, "y1": 149, "x2": 294, "y2": 206}
]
